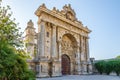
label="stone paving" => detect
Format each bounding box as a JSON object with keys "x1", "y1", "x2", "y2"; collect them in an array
[{"x1": 36, "y1": 75, "x2": 120, "y2": 80}]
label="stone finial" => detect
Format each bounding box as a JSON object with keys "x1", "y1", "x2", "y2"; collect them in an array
[
  {"x1": 27, "y1": 19, "x2": 34, "y2": 28},
  {"x1": 64, "y1": 4, "x2": 67, "y2": 7},
  {"x1": 57, "y1": 9, "x2": 59, "y2": 12},
  {"x1": 53, "y1": 7, "x2": 56, "y2": 11},
  {"x1": 85, "y1": 26, "x2": 88, "y2": 28},
  {"x1": 63, "y1": 4, "x2": 67, "y2": 9},
  {"x1": 35, "y1": 3, "x2": 46, "y2": 16},
  {"x1": 68, "y1": 4, "x2": 71, "y2": 8},
  {"x1": 40, "y1": 3, "x2": 46, "y2": 8}
]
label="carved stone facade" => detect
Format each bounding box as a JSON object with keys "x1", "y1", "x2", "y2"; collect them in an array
[{"x1": 25, "y1": 4, "x2": 92, "y2": 77}]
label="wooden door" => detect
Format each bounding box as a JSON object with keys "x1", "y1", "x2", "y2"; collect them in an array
[{"x1": 62, "y1": 54, "x2": 70, "y2": 75}]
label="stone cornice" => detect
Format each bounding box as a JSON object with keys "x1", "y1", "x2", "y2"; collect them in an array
[{"x1": 35, "y1": 6, "x2": 91, "y2": 33}]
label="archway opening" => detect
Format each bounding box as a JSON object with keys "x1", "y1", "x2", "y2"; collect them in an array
[
  {"x1": 62, "y1": 54, "x2": 70, "y2": 75},
  {"x1": 61, "y1": 33, "x2": 77, "y2": 75}
]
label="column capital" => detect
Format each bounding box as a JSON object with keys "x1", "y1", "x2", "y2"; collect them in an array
[
  {"x1": 52, "y1": 23, "x2": 57, "y2": 26},
  {"x1": 80, "y1": 34, "x2": 89, "y2": 39},
  {"x1": 52, "y1": 24, "x2": 57, "y2": 29},
  {"x1": 50, "y1": 23, "x2": 57, "y2": 29},
  {"x1": 37, "y1": 19, "x2": 46, "y2": 24}
]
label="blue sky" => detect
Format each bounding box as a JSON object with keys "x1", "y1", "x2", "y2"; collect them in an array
[{"x1": 2, "y1": 0, "x2": 120, "y2": 60}]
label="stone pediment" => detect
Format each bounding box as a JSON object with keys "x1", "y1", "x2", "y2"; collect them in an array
[
  {"x1": 35, "y1": 4, "x2": 76, "y2": 21},
  {"x1": 61, "y1": 4, "x2": 76, "y2": 21},
  {"x1": 35, "y1": 3, "x2": 91, "y2": 33}
]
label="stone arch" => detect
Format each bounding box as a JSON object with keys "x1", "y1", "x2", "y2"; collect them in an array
[
  {"x1": 58, "y1": 28, "x2": 79, "y2": 44},
  {"x1": 61, "y1": 33, "x2": 77, "y2": 74},
  {"x1": 61, "y1": 33, "x2": 77, "y2": 44},
  {"x1": 61, "y1": 33, "x2": 77, "y2": 54}
]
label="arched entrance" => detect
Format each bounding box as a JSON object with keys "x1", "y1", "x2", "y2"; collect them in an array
[
  {"x1": 61, "y1": 33, "x2": 77, "y2": 75},
  {"x1": 62, "y1": 54, "x2": 70, "y2": 75}
]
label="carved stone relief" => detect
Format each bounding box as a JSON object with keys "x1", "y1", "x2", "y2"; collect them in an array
[{"x1": 61, "y1": 36, "x2": 74, "y2": 55}]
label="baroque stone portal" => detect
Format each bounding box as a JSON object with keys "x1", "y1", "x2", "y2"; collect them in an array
[{"x1": 25, "y1": 4, "x2": 92, "y2": 77}]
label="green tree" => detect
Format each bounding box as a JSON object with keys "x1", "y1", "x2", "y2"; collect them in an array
[
  {"x1": 0, "y1": 1, "x2": 35, "y2": 80},
  {"x1": 112, "y1": 59, "x2": 120, "y2": 76},
  {"x1": 94, "y1": 60, "x2": 106, "y2": 74},
  {"x1": 104, "y1": 61, "x2": 113, "y2": 75},
  {"x1": 0, "y1": 1, "x2": 22, "y2": 47},
  {"x1": 0, "y1": 42, "x2": 35, "y2": 80},
  {"x1": 94, "y1": 59, "x2": 120, "y2": 76}
]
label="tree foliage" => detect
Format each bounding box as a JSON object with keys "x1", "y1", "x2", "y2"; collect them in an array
[
  {"x1": 0, "y1": 1, "x2": 22, "y2": 47},
  {"x1": 0, "y1": 42, "x2": 35, "y2": 80},
  {"x1": 94, "y1": 59, "x2": 120, "y2": 76},
  {"x1": 94, "y1": 60, "x2": 105, "y2": 74},
  {"x1": 112, "y1": 59, "x2": 120, "y2": 76},
  {"x1": 104, "y1": 60, "x2": 113, "y2": 75},
  {"x1": 0, "y1": 1, "x2": 35, "y2": 80}
]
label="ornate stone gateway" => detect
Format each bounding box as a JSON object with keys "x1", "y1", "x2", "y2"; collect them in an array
[
  {"x1": 62, "y1": 54, "x2": 70, "y2": 75},
  {"x1": 25, "y1": 4, "x2": 92, "y2": 77}
]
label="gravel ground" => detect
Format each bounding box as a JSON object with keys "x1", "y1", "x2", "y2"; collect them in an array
[{"x1": 36, "y1": 75, "x2": 120, "y2": 80}]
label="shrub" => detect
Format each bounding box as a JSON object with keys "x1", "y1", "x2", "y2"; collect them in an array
[
  {"x1": 94, "y1": 59, "x2": 120, "y2": 76},
  {"x1": 112, "y1": 59, "x2": 120, "y2": 76},
  {"x1": 94, "y1": 60, "x2": 106, "y2": 74},
  {"x1": 104, "y1": 61, "x2": 113, "y2": 75}
]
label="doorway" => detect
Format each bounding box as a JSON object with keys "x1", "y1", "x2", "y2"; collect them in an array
[{"x1": 62, "y1": 54, "x2": 70, "y2": 75}]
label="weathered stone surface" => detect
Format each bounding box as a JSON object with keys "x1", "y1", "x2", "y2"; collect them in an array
[{"x1": 25, "y1": 4, "x2": 91, "y2": 77}]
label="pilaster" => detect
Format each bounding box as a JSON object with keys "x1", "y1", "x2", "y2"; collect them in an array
[
  {"x1": 58, "y1": 41, "x2": 62, "y2": 61},
  {"x1": 76, "y1": 45, "x2": 81, "y2": 74},
  {"x1": 80, "y1": 36, "x2": 84, "y2": 61},
  {"x1": 51, "y1": 24, "x2": 57, "y2": 58},
  {"x1": 38, "y1": 20, "x2": 46, "y2": 59},
  {"x1": 86, "y1": 37, "x2": 90, "y2": 62}
]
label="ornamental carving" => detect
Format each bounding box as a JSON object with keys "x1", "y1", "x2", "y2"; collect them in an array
[
  {"x1": 61, "y1": 34, "x2": 77, "y2": 57},
  {"x1": 25, "y1": 4, "x2": 91, "y2": 77}
]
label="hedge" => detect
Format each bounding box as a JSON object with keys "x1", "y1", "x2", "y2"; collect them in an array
[{"x1": 94, "y1": 59, "x2": 120, "y2": 76}]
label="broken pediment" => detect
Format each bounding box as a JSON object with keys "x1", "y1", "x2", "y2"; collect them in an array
[{"x1": 61, "y1": 4, "x2": 76, "y2": 21}]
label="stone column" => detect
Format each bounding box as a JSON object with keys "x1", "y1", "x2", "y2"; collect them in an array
[
  {"x1": 58, "y1": 40, "x2": 62, "y2": 75},
  {"x1": 58, "y1": 41, "x2": 62, "y2": 61},
  {"x1": 51, "y1": 24, "x2": 57, "y2": 58},
  {"x1": 38, "y1": 20, "x2": 45, "y2": 58},
  {"x1": 80, "y1": 36, "x2": 84, "y2": 61},
  {"x1": 83, "y1": 36, "x2": 88, "y2": 74},
  {"x1": 86, "y1": 37, "x2": 90, "y2": 61},
  {"x1": 80, "y1": 36, "x2": 86, "y2": 74},
  {"x1": 85, "y1": 37, "x2": 90, "y2": 73},
  {"x1": 76, "y1": 46, "x2": 81, "y2": 74}
]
